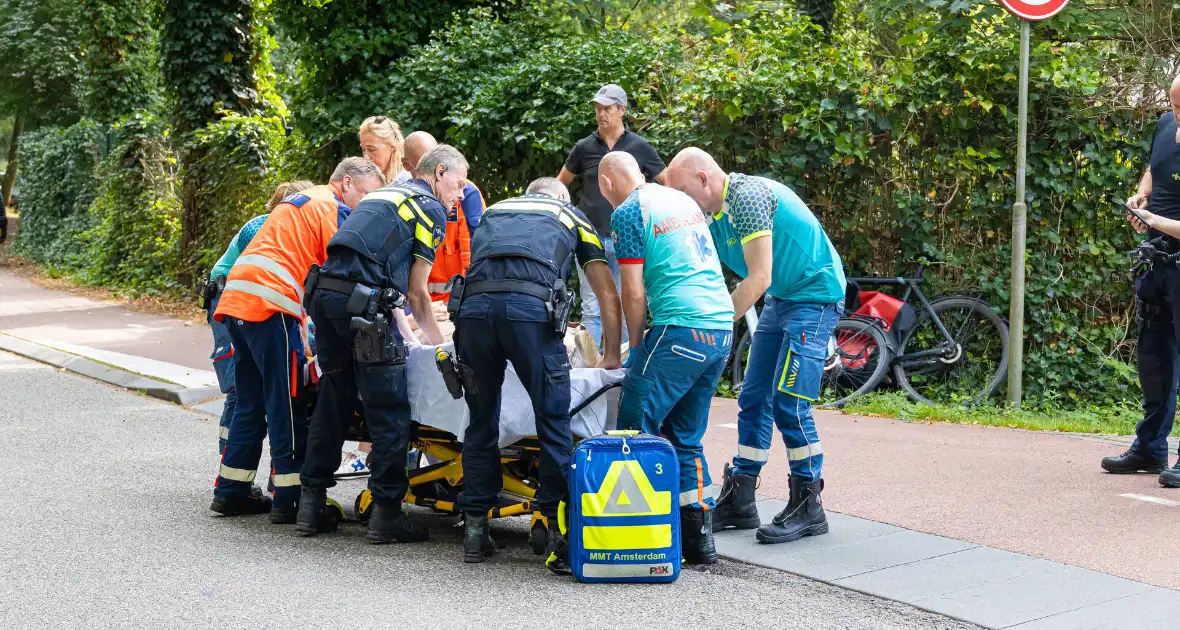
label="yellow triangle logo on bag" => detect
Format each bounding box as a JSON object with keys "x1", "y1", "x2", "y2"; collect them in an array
[{"x1": 581, "y1": 460, "x2": 671, "y2": 517}]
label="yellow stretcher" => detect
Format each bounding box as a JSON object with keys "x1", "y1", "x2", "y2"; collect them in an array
[{"x1": 325, "y1": 382, "x2": 620, "y2": 555}]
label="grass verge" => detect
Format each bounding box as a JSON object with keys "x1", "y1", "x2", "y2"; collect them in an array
[{"x1": 836, "y1": 391, "x2": 1161, "y2": 436}]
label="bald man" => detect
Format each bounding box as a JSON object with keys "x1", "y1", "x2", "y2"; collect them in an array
[
  {"x1": 1102, "y1": 78, "x2": 1180, "y2": 487},
  {"x1": 600, "y1": 152, "x2": 734, "y2": 565},
  {"x1": 666, "y1": 148, "x2": 845, "y2": 545},
  {"x1": 402, "y1": 131, "x2": 486, "y2": 301}
]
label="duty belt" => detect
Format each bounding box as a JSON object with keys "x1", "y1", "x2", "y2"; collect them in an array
[{"x1": 462, "y1": 279, "x2": 554, "y2": 301}]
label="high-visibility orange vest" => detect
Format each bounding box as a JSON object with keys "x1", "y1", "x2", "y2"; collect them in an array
[
  {"x1": 428, "y1": 182, "x2": 485, "y2": 301},
  {"x1": 214, "y1": 184, "x2": 347, "y2": 323}
]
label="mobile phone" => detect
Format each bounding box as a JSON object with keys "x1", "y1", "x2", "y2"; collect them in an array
[{"x1": 1124, "y1": 201, "x2": 1151, "y2": 227}]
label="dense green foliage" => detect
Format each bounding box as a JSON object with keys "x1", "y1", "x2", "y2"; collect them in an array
[
  {"x1": 271, "y1": 0, "x2": 509, "y2": 178},
  {"x1": 8, "y1": 0, "x2": 1177, "y2": 408},
  {"x1": 78, "y1": 0, "x2": 163, "y2": 123},
  {"x1": 74, "y1": 115, "x2": 182, "y2": 291},
  {"x1": 10, "y1": 123, "x2": 102, "y2": 265}
]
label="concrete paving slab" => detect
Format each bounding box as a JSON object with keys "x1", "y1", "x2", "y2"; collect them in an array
[
  {"x1": 11, "y1": 336, "x2": 218, "y2": 388},
  {"x1": 0, "y1": 333, "x2": 213, "y2": 407},
  {"x1": 715, "y1": 502, "x2": 975, "y2": 582},
  {"x1": 1006, "y1": 586, "x2": 1180, "y2": 629},
  {"x1": 192, "y1": 397, "x2": 226, "y2": 417},
  {"x1": 912, "y1": 563, "x2": 1153, "y2": 629},
  {"x1": 834, "y1": 546, "x2": 1050, "y2": 603}
]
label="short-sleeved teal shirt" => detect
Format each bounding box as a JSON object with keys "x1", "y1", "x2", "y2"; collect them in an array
[
  {"x1": 708, "y1": 173, "x2": 845, "y2": 304},
  {"x1": 611, "y1": 184, "x2": 734, "y2": 331}
]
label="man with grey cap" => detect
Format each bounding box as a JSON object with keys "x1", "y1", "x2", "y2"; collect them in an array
[{"x1": 558, "y1": 83, "x2": 667, "y2": 350}]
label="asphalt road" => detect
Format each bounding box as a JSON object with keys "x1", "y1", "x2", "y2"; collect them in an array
[{"x1": 0, "y1": 351, "x2": 977, "y2": 630}]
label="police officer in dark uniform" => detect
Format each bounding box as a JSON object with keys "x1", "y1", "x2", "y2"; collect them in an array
[
  {"x1": 1102, "y1": 76, "x2": 1180, "y2": 488},
  {"x1": 451, "y1": 177, "x2": 623, "y2": 568},
  {"x1": 295, "y1": 145, "x2": 471, "y2": 542}
]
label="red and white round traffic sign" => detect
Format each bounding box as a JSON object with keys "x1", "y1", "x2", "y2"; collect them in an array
[{"x1": 1000, "y1": 0, "x2": 1069, "y2": 21}]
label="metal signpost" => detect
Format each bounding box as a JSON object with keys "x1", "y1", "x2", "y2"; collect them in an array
[{"x1": 999, "y1": 0, "x2": 1070, "y2": 408}]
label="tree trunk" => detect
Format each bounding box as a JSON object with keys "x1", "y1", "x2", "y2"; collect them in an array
[
  {"x1": 2, "y1": 114, "x2": 24, "y2": 210},
  {"x1": 177, "y1": 150, "x2": 203, "y2": 287}
]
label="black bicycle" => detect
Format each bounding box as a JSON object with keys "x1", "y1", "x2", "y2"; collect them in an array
[{"x1": 731, "y1": 264, "x2": 1009, "y2": 407}]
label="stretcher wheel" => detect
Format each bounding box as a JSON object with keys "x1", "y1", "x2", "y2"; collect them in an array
[
  {"x1": 355, "y1": 489, "x2": 373, "y2": 523},
  {"x1": 529, "y1": 512, "x2": 549, "y2": 555},
  {"x1": 326, "y1": 497, "x2": 346, "y2": 522}
]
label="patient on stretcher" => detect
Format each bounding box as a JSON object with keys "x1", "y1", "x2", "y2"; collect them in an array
[{"x1": 402, "y1": 301, "x2": 607, "y2": 368}]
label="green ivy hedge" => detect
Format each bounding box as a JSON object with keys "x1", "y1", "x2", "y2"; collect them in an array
[{"x1": 11, "y1": 2, "x2": 1159, "y2": 407}]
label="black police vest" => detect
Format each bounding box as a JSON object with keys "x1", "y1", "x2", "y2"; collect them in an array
[
  {"x1": 468, "y1": 195, "x2": 581, "y2": 283},
  {"x1": 326, "y1": 182, "x2": 438, "y2": 291}
]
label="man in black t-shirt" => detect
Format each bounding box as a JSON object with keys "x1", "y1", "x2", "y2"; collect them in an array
[
  {"x1": 1103, "y1": 77, "x2": 1180, "y2": 487},
  {"x1": 558, "y1": 84, "x2": 667, "y2": 350}
]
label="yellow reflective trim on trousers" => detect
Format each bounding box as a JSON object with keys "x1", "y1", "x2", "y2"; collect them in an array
[
  {"x1": 787, "y1": 442, "x2": 823, "y2": 461},
  {"x1": 223, "y1": 279, "x2": 303, "y2": 317},
  {"x1": 273, "y1": 473, "x2": 301, "y2": 487},
  {"x1": 737, "y1": 444, "x2": 769, "y2": 462},
  {"x1": 679, "y1": 486, "x2": 717, "y2": 506},
  {"x1": 777, "y1": 347, "x2": 816, "y2": 399},
  {"x1": 582, "y1": 525, "x2": 672, "y2": 550},
  {"x1": 578, "y1": 226, "x2": 602, "y2": 248},
  {"x1": 218, "y1": 426, "x2": 229, "y2": 440},
  {"x1": 407, "y1": 198, "x2": 434, "y2": 229},
  {"x1": 415, "y1": 223, "x2": 434, "y2": 247},
  {"x1": 219, "y1": 464, "x2": 256, "y2": 483}
]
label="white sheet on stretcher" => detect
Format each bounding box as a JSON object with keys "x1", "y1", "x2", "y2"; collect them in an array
[{"x1": 406, "y1": 342, "x2": 625, "y2": 448}]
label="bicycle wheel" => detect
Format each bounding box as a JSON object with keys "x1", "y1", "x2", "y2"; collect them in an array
[
  {"x1": 820, "y1": 317, "x2": 892, "y2": 408},
  {"x1": 893, "y1": 297, "x2": 1009, "y2": 405},
  {"x1": 730, "y1": 329, "x2": 753, "y2": 394}
]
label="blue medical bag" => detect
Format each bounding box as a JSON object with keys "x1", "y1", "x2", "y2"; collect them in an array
[{"x1": 563, "y1": 431, "x2": 681, "y2": 583}]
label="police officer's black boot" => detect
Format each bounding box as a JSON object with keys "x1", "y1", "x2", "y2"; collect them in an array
[
  {"x1": 210, "y1": 491, "x2": 272, "y2": 517},
  {"x1": 712, "y1": 463, "x2": 761, "y2": 532},
  {"x1": 544, "y1": 525, "x2": 571, "y2": 575},
  {"x1": 680, "y1": 506, "x2": 717, "y2": 565},
  {"x1": 1101, "y1": 448, "x2": 1168, "y2": 474},
  {"x1": 756, "y1": 477, "x2": 828, "y2": 544},
  {"x1": 295, "y1": 486, "x2": 338, "y2": 537},
  {"x1": 1160, "y1": 460, "x2": 1180, "y2": 488},
  {"x1": 462, "y1": 513, "x2": 496, "y2": 563},
  {"x1": 366, "y1": 502, "x2": 429, "y2": 544}
]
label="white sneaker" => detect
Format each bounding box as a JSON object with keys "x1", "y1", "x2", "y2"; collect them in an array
[{"x1": 334, "y1": 449, "x2": 370, "y2": 478}]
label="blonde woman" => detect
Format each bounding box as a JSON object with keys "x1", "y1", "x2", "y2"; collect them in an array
[{"x1": 359, "y1": 116, "x2": 409, "y2": 185}]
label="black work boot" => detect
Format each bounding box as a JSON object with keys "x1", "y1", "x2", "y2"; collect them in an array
[
  {"x1": 680, "y1": 507, "x2": 718, "y2": 565},
  {"x1": 1160, "y1": 461, "x2": 1180, "y2": 488},
  {"x1": 463, "y1": 514, "x2": 496, "y2": 563},
  {"x1": 756, "y1": 477, "x2": 828, "y2": 544},
  {"x1": 544, "y1": 525, "x2": 571, "y2": 575},
  {"x1": 712, "y1": 463, "x2": 761, "y2": 532},
  {"x1": 366, "y1": 502, "x2": 429, "y2": 544},
  {"x1": 295, "y1": 486, "x2": 338, "y2": 536},
  {"x1": 210, "y1": 492, "x2": 272, "y2": 517},
  {"x1": 1101, "y1": 449, "x2": 1168, "y2": 474}
]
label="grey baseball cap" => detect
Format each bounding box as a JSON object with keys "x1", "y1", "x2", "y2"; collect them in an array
[{"x1": 592, "y1": 84, "x2": 628, "y2": 108}]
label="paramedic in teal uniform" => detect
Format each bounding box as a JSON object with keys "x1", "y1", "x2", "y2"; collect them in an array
[
  {"x1": 600, "y1": 151, "x2": 734, "y2": 565},
  {"x1": 667, "y1": 148, "x2": 846, "y2": 545}
]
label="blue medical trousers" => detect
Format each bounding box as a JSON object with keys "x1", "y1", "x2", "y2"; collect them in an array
[
  {"x1": 300, "y1": 288, "x2": 413, "y2": 508},
  {"x1": 207, "y1": 291, "x2": 237, "y2": 455},
  {"x1": 733, "y1": 298, "x2": 842, "y2": 482},
  {"x1": 1132, "y1": 265, "x2": 1180, "y2": 460},
  {"x1": 454, "y1": 293, "x2": 572, "y2": 520},
  {"x1": 215, "y1": 312, "x2": 307, "y2": 510},
  {"x1": 618, "y1": 325, "x2": 731, "y2": 510}
]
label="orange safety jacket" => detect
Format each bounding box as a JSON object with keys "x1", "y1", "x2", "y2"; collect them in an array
[
  {"x1": 214, "y1": 184, "x2": 348, "y2": 323},
  {"x1": 428, "y1": 182, "x2": 485, "y2": 301}
]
